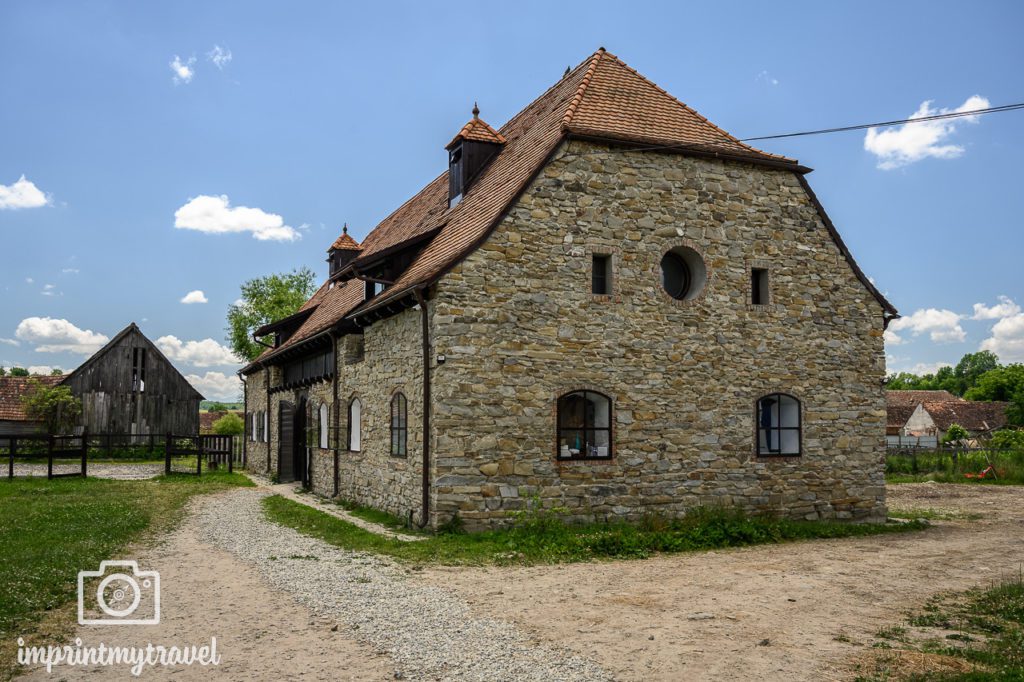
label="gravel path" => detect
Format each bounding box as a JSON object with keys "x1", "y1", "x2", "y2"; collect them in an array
[
  {"x1": 10, "y1": 462, "x2": 163, "y2": 479},
  {"x1": 198, "y1": 489, "x2": 609, "y2": 681}
]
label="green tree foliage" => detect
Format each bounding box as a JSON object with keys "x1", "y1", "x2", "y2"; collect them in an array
[
  {"x1": 49, "y1": 368, "x2": 63, "y2": 376},
  {"x1": 206, "y1": 401, "x2": 230, "y2": 413},
  {"x1": 9, "y1": 367, "x2": 29, "y2": 377},
  {"x1": 212, "y1": 412, "x2": 244, "y2": 436},
  {"x1": 0, "y1": 366, "x2": 6, "y2": 377},
  {"x1": 988, "y1": 429, "x2": 1024, "y2": 450},
  {"x1": 226, "y1": 268, "x2": 317, "y2": 362},
  {"x1": 21, "y1": 381, "x2": 82, "y2": 434},
  {"x1": 965, "y1": 363, "x2": 1024, "y2": 426},
  {"x1": 942, "y1": 423, "x2": 969, "y2": 445},
  {"x1": 952, "y1": 350, "x2": 999, "y2": 395}
]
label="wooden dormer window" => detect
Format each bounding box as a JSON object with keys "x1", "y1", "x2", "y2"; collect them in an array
[{"x1": 448, "y1": 145, "x2": 464, "y2": 208}]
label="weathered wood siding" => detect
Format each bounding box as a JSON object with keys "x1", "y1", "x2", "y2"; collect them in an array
[{"x1": 63, "y1": 327, "x2": 200, "y2": 434}]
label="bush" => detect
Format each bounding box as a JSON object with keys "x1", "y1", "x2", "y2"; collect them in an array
[
  {"x1": 989, "y1": 429, "x2": 1024, "y2": 451},
  {"x1": 212, "y1": 413, "x2": 244, "y2": 436}
]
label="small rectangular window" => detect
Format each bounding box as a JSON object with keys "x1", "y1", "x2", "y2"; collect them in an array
[
  {"x1": 592, "y1": 254, "x2": 611, "y2": 295},
  {"x1": 751, "y1": 268, "x2": 769, "y2": 305}
]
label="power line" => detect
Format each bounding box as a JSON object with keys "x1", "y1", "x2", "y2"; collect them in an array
[
  {"x1": 563, "y1": 102, "x2": 1024, "y2": 157},
  {"x1": 739, "y1": 102, "x2": 1024, "y2": 142}
]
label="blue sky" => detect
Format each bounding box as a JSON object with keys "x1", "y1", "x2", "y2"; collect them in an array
[{"x1": 1, "y1": 1, "x2": 1022, "y2": 399}]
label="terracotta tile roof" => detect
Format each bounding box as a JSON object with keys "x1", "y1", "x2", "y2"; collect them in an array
[
  {"x1": 0, "y1": 376, "x2": 63, "y2": 422},
  {"x1": 886, "y1": 401, "x2": 919, "y2": 430},
  {"x1": 328, "y1": 225, "x2": 361, "y2": 252},
  {"x1": 887, "y1": 390, "x2": 958, "y2": 407},
  {"x1": 447, "y1": 106, "x2": 507, "y2": 148},
  {"x1": 248, "y1": 48, "x2": 893, "y2": 368},
  {"x1": 922, "y1": 400, "x2": 1008, "y2": 433}
]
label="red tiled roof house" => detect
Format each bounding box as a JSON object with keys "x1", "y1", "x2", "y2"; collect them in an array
[{"x1": 241, "y1": 49, "x2": 897, "y2": 529}]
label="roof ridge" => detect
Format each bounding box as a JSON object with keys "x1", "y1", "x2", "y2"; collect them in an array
[{"x1": 562, "y1": 48, "x2": 604, "y2": 131}]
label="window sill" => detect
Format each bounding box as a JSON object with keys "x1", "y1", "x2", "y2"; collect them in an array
[
  {"x1": 754, "y1": 453, "x2": 802, "y2": 460},
  {"x1": 556, "y1": 456, "x2": 614, "y2": 463}
]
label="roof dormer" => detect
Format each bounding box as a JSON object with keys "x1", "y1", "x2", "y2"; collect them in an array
[
  {"x1": 446, "y1": 103, "x2": 505, "y2": 208},
  {"x1": 327, "y1": 224, "x2": 362, "y2": 277}
]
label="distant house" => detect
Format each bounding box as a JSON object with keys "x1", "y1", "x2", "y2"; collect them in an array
[
  {"x1": 59, "y1": 323, "x2": 203, "y2": 435},
  {"x1": 0, "y1": 376, "x2": 63, "y2": 435},
  {"x1": 887, "y1": 390, "x2": 1008, "y2": 445}
]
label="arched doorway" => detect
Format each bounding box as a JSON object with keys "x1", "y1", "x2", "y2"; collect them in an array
[
  {"x1": 278, "y1": 401, "x2": 294, "y2": 482},
  {"x1": 293, "y1": 397, "x2": 308, "y2": 487}
]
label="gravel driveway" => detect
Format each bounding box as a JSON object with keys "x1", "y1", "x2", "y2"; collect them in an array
[
  {"x1": 10, "y1": 462, "x2": 164, "y2": 479},
  {"x1": 198, "y1": 489, "x2": 608, "y2": 681}
]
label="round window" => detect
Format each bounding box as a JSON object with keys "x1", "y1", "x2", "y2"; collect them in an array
[{"x1": 660, "y1": 246, "x2": 707, "y2": 301}]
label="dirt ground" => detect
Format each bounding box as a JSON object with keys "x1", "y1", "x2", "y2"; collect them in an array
[
  {"x1": 420, "y1": 483, "x2": 1024, "y2": 681},
  {"x1": 15, "y1": 482, "x2": 1023, "y2": 681},
  {"x1": 17, "y1": 500, "x2": 394, "y2": 681}
]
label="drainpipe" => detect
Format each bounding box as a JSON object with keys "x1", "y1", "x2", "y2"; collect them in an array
[
  {"x1": 413, "y1": 287, "x2": 431, "y2": 529},
  {"x1": 239, "y1": 371, "x2": 247, "y2": 467},
  {"x1": 265, "y1": 366, "x2": 271, "y2": 473},
  {"x1": 330, "y1": 330, "x2": 340, "y2": 498}
]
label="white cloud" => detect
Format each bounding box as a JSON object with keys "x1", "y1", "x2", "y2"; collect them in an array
[
  {"x1": 185, "y1": 371, "x2": 242, "y2": 401},
  {"x1": 971, "y1": 295, "x2": 1021, "y2": 320},
  {"x1": 62, "y1": 268, "x2": 79, "y2": 275},
  {"x1": 156, "y1": 335, "x2": 240, "y2": 367},
  {"x1": 887, "y1": 308, "x2": 966, "y2": 344},
  {"x1": 27, "y1": 365, "x2": 62, "y2": 376},
  {"x1": 864, "y1": 95, "x2": 990, "y2": 170},
  {"x1": 0, "y1": 338, "x2": 18, "y2": 347},
  {"x1": 883, "y1": 328, "x2": 904, "y2": 346},
  {"x1": 25, "y1": 277, "x2": 33, "y2": 284},
  {"x1": 756, "y1": 70, "x2": 779, "y2": 86},
  {"x1": 0, "y1": 175, "x2": 50, "y2": 210},
  {"x1": 170, "y1": 55, "x2": 196, "y2": 84},
  {"x1": 904, "y1": 361, "x2": 953, "y2": 376},
  {"x1": 180, "y1": 290, "x2": 208, "y2": 304},
  {"x1": 207, "y1": 45, "x2": 232, "y2": 69},
  {"x1": 15, "y1": 317, "x2": 109, "y2": 354},
  {"x1": 41, "y1": 283, "x2": 60, "y2": 297},
  {"x1": 980, "y1": 312, "x2": 1024, "y2": 363},
  {"x1": 174, "y1": 195, "x2": 300, "y2": 242}
]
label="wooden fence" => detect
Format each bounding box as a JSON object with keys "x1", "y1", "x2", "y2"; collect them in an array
[{"x1": 1, "y1": 432, "x2": 244, "y2": 478}]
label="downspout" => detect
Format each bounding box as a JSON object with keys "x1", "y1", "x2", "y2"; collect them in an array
[
  {"x1": 265, "y1": 366, "x2": 271, "y2": 474},
  {"x1": 413, "y1": 287, "x2": 431, "y2": 529},
  {"x1": 330, "y1": 330, "x2": 340, "y2": 498},
  {"x1": 239, "y1": 371, "x2": 247, "y2": 467}
]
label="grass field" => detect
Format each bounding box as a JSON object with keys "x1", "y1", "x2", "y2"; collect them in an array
[
  {"x1": 0, "y1": 472, "x2": 252, "y2": 680},
  {"x1": 886, "y1": 449, "x2": 1024, "y2": 485},
  {"x1": 263, "y1": 495, "x2": 927, "y2": 566},
  {"x1": 857, "y1": 571, "x2": 1024, "y2": 680}
]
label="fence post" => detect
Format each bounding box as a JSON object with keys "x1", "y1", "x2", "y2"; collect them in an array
[
  {"x1": 197, "y1": 436, "x2": 203, "y2": 476},
  {"x1": 228, "y1": 435, "x2": 233, "y2": 473},
  {"x1": 81, "y1": 430, "x2": 88, "y2": 477},
  {"x1": 148, "y1": 433, "x2": 154, "y2": 455},
  {"x1": 8, "y1": 437, "x2": 14, "y2": 479},
  {"x1": 47, "y1": 435, "x2": 54, "y2": 480},
  {"x1": 165, "y1": 433, "x2": 171, "y2": 475}
]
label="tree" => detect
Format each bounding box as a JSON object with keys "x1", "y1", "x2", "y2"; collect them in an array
[
  {"x1": 206, "y1": 401, "x2": 230, "y2": 413},
  {"x1": 50, "y1": 368, "x2": 64, "y2": 376},
  {"x1": 989, "y1": 429, "x2": 1024, "y2": 451},
  {"x1": 212, "y1": 412, "x2": 244, "y2": 436},
  {"x1": 0, "y1": 366, "x2": 6, "y2": 377},
  {"x1": 9, "y1": 367, "x2": 29, "y2": 377},
  {"x1": 226, "y1": 268, "x2": 317, "y2": 362},
  {"x1": 942, "y1": 423, "x2": 969, "y2": 446},
  {"x1": 952, "y1": 351, "x2": 999, "y2": 395},
  {"x1": 21, "y1": 381, "x2": 82, "y2": 434},
  {"x1": 965, "y1": 364, "x2": 1024, "y2": 426}
]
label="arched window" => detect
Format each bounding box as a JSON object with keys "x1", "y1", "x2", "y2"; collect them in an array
[
  {"x1": 347, "y1": 398, "x2": 361, "y2": 452},
  {"x1": 318, "y1": 402, "x2": 329, "y2": 449},
  {"x1": 390, "y1": 393, "x2": 407, "y2": 457},
  {"x1": 557, "y1": 390, "x2": 612, "y2": 460},
  {"x1": 757, "y1": 393, "x2": 801, "y2": 456}
]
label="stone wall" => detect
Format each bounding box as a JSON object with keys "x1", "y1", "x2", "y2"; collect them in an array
[
  {"x1": 243, "y1": 368, "x2": 270, "y2": 475},
  {"x1": 428, "y1": 139, "x2": 888, "y2": 530},
  {"x1": 245, "y1": 308, "x2": 427, "y2": 524}
]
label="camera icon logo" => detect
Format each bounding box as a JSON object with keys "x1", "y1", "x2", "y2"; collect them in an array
[{"x1": 77, "y1": 560, "x2": 160, "y2": 625}]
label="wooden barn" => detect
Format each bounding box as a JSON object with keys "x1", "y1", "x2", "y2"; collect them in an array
[{"x1": 60, "y1": 323, "x2": 202, "y2": 435}]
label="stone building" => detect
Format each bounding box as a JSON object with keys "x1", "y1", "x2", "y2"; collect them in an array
[{"x1": 241, "y1": 49, "x2": 897, "y2": 530}]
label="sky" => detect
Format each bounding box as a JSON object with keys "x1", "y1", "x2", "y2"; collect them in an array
[{"x1": 1, "y1": 1, "x2": 1022, "y2": 399}]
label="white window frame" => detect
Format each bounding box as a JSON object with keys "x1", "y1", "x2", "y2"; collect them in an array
[
  {"x1": 348, "y1": 398, "x2": 361, "y2": 452},
  {"x1": 319, "y1": 402, "x2": 329, "y2": 449}
]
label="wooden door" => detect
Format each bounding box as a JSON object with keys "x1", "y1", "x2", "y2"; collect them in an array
[{"x1": 279, "y1": 402, "x2": 294, "y2": 482}]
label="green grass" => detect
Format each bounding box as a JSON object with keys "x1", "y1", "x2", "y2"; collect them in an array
[
  {"x1": 262, "y1": 495, "x2": 927, "y2": 566},
  {"x1": 888, "y1": 508, "x2": 983, "y2": 522},
  {"x1": 859, "y1": 571, "x2": 1024, "y2": 680},
  {"x1": 886, "y1": 449, "x2": 1024, "y2": 485},
  {"x1": 0, "y1": 472, "x2": 252, "y2": 679},
  {"x1": 331, "y1": 496, "x2": 427, "y2": 534}
]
